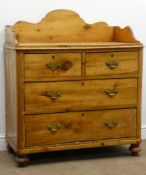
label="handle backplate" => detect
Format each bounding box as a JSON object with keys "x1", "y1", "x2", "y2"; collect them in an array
[
  {"x1": 104, "y1": 86, "x2": 118, "y2": 97},
  {"x1": 43, "y1": 91, "x2": 62, "y2": 100},
  {"x1": 48, "y1": 123, "x2": 61, "y2": 132},
  {"x1": 105, "y1": 60, "x2": 119, "y2": 69},
  {"x1": 46, "y1": 60, "x2": 72, "y2": 71},
  {"x1": 104, "y1": 119, "x2": 117, "y2": 128}
]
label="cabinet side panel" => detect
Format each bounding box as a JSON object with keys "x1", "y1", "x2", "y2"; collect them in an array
[
  {"x1": 5, "y1": 26, "x2": 17, "y2": 45},
  {"x1": 137, "y1": 48, "x2": 143, "y2": 139},
  {"x1": 4, "y1": 48, "x2": 17, "y2": 150}
]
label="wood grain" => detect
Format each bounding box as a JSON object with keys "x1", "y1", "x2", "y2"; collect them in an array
[
  {"x1": 4, "y1": 42, "x2": 142, "y2": 50},
  {"x1": 12, "y1": 10, "x2": 114, "y2": 43},
  {"x1": 86, "y1": 51, "x2": 138, "y2": 76},
  {"x1": 5, "y1": 25, "x2": 18, "y2": 45},
  {"x1": 18, "y1": 138, "x2": 140, "y2": 154},
  {"x1": 25, "y1": 79, "x2": 137, "y2": 112},
  {"x1": 16, "y1": 51, "x2": 25, "y2": 148},
  {"x1": 4, "y1": 48, "x2": 17, "y2": 148},
  {"x1": 24, "y1": 53, "x2": 81, "y2": 78},
  {"x1": 136, "y1": 49, "x2": 143, "y2": 139},
  {"x1": 4, "y1": 10, "x2": 140, "y2": 44},
  {"x1": 25, "y1": 109, "x2": 136, "y2": 147},
  {"x1": 114, "y1": 26, "x2": 140, "y2": 43}
]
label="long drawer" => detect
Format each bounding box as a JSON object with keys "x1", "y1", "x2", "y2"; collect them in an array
[
  {"x1": 25, "y1": 79, "x2": 137, "y2": 112},
  {"x1": 25, "y1": 109, "x2": 136, "y2": 147},
  {"x1": 86, "y1": 52, "x2": 138, "y2": 76},
  {"x1": 24, "y1": 53, "x2": 81, "y2": 78}
]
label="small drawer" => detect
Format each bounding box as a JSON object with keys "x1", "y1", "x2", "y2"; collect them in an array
[
  {"x1": 24, "y1": 53, "x2": 81, "y2": 78},
  {"x1": 86, "y1": 52, "x2": 138, "y2": 76},
  {"x1": 25, "y1": 79, "x2": 137, "y2": 112},
  {"x1": 25, "y1": 109, "x2": 136, "y2": 147}
]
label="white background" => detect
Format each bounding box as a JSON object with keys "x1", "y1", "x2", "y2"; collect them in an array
[{"x1": 0, "y1": 0, "x2": 146, "y2": 150}]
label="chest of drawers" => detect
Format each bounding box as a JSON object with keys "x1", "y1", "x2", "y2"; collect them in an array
[{"x1": 4, "y1": 10, "x2": 143, "y2": 166}]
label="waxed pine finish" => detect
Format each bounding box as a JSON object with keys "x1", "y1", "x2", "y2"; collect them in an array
[{"x1": 4, "y1": 10, "x2": 143, "y2": 166}]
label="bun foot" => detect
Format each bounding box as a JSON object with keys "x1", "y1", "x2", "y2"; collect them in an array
[
  {"x1": 129, "y1": 144, "x2": 141, "y2": 156},
  {"x1": 7, "y1": 144, "x2": 14, "y2": 154},
  {"x1": 16, "y1": 154, "x2": 29, "y2": 167}
]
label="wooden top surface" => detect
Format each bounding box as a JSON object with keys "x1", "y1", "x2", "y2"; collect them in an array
[
  {"x1": 4, "y1": 9, "x2": 142, "y2": 49},
  {"x1": 5, "y1": 42, "x2": 143, "y2": 50}
]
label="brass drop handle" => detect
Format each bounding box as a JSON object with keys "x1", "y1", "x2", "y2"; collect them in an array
[
  {"x1": 104, "y1": 87, "x2": 118, "y2": 97},
  {"x1": 104, "y1": 119, "x2": 117, "y2": 128},
  {"x1": 46, "y1": 61, "x2": 72, "y2": 71},
  {"x1": 48, "y1": 123, "x2": 61, "y2": 132},
  {"x1": 46, "y1": 63, "x2": 61, "y2": 71},
  {"x1": 105, "y1": 60, "x2": 119, "y2": 69},
  {"x1": 43, "y1": 91, "x2": 62, "y2": 100}
]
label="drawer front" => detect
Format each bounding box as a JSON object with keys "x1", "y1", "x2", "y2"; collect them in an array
[
  {"x1": 25, "y1": 79, "x2": 137, "y2": 112},
  {"x1": 24, "y1": 53, "x2": 81, "y2": 78},
  {"x1": 25, "y1": 109, "x2": 136, "y2": 147},
  {"x1": 86, "y1": 52, "x2": 138, "y2": 76}
]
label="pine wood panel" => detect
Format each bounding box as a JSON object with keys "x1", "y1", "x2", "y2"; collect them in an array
[
  {"x1": 19, "y1": 138, "x2": 140, "y2": 154},
  {"x1": 9, "y1": 10, "x2": 140, "y2": 44},
  {"x1": 5, "y1": 42, "x2": 142, "y2": 50},
  {"x1": 86, "y1": 51, "x2": 138, "y2": 76},
  {"x1": 5, "y1": 25, "x2": 18, "y2": 45},
  {"x1": 24, "y1": 53, "x2": 81, "y2": 78},
  {"x1": 12, "y1": 10, "x2": 114, "y2": 43},
  {"x1": 4, "y1": 48, "x2": 17, "y2": 148},
  {"x1": 25, "y1": 109, "x2": 136, "y2": 147},
  {"x1": 25, "y1": 79, "x2": 137, "y2": 112},
  {"x1": 24, "y1": 74, "x2": 139, "y2": 83},
  {"x1": 114, "y1": 27, "x2": 140, "y2": 43}
]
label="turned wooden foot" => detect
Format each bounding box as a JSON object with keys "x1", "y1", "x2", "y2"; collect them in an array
[
  {"x1": 7, "y1": 144, "x2": 14, "y2": 154},
  {"x1": 16, "y1": 154, "x2": 29, "y2": 167},
  {"x1": 129, "y1": 144, "x2": 141, "y2": 156}
]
